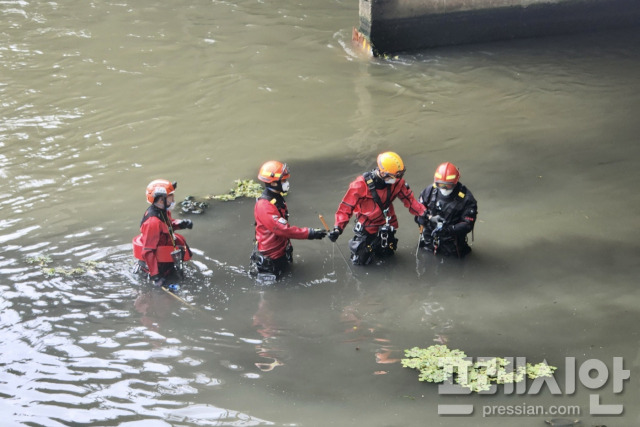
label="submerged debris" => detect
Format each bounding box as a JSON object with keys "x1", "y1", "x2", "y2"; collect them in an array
[
  {"x1": 177, "y1": 179, "x2": 262, "y2": 213},
  {"x1": 544, "y1": 419, "x2": 581, "y2": 427},
  {"x1": 180, "y1": 196, "x2": 209, "y2": 214}
]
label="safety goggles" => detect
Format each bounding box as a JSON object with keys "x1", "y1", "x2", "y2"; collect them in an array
[
  {"x1": 380, "y1": 169, "x2": 405, "y2": 179},
  {"x1": 436, "y1": 182, "x2": 455, "y2": 190},
  {"x1": 278, "y1": 164, "x2": 290, "y2": 181}
]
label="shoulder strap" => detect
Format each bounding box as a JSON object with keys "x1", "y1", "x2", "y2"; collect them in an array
[
  {"x1": 363, "y1": 171, "x2": 391, "y2": 212},
  {"x1": 455, "y1": 186, "x2": 467, "y2": 200},
  {"x1": 141, "y1": 205, "x2": 163, "y2": 227},
  {"x1": 259, "y1": 191, "x2": 288, "y2": 218},
  {"x1": 258, "y1": 189, "x2": 272, "y2": 202},
  {"x1": 428, "y1": 185, "x2": 438, "y2": 204},
  {"x1": 141, "y1": 205, "x2": 178, "y2": 247}
]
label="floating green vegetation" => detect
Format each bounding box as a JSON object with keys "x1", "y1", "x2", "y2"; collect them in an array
[
  {"x1": 26, "y1": 256, "x2": 102, "y2": 277},
  {"x1": 401, "y1": 345, "x2": 557, "y2": 393},
  {"x1": 25, "y1": 254, "x2": 53, "y2": 266},
  {"x1": 43, "y1": 260, "x2": 102, "y2": 277},
  {"x1": 43, "y1": 266, "x2": 86, "y2": 277},
  {"x1": 207, "y1": 179, "x2": 262, "y2": 201}
]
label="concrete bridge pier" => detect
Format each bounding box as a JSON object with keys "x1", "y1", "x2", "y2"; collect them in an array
[{"x1": 355, "y1": 0, "x2": 640, "y2": 55}]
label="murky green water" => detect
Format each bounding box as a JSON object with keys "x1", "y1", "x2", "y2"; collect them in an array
[{"x1": 1, "y1": 1, "x2": 639, "y2": 426}]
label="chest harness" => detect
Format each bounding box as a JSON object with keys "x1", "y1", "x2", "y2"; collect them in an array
[{"x1": 362, "y1": 171, "x2": 396, "y2": 250}]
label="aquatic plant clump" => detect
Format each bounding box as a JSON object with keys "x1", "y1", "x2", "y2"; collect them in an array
[
  {"x1": 207, "y1": 179, "x2": 262, "y2": 201},
  {"x1": 402, "y1": 345, "x2": 470, "y2": 384},
  {"x1": 26, "y1": 256, "x2": 102, "y2": 277},
  {"x1": 25, "y1": 254, "x2": 53, "y2": 266},
  {"x1": 401, "y1": 345, "x2": 557, "y2": 392}
]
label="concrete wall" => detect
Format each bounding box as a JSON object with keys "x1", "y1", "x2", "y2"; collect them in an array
[{"x1": 357, "y1": 0, "x2": 640, "y2": 54}]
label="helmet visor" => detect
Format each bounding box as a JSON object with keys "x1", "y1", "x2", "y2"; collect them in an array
[
  {"x1": 380, "y1": 169, "x2": 405, "y2": 179},
  {"x1": 280, "y1": 163, "x2": 290, "y2": 179},
  {"x1": 436, "y1": 182, "x2": 455, "y2": 190}
]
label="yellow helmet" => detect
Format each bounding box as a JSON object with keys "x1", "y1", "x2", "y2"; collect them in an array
[{"x1": 376, "y1": 152, "x2": 405, "y2": 179}]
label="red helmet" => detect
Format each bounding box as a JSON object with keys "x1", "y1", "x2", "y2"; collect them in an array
[
  {"x1": 146, "y1": 179, "x2": 176, "y2": 204},
  {"x1": 258, "y1": 161, "x2": 290, "y2": 184},
  {"x1": 433, "y1": 162, "x2": 459, "y2": 190}
]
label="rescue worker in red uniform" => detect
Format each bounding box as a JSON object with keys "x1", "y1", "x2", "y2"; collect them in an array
[
  {"x1": 416, "y1": 162, "x2": 477, "y2": 258},
  {"x1": 251, "y1": 161, "x2": 326, "y2": 278},
  {"x1": 138, "y1": 179, "x2": 193, "y2": 286},
  {"x1": 328, "y1": 152, "x2": 428, "y2": 265}
]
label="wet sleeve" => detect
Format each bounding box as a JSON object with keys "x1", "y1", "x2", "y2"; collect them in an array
[
  {"x1": 415, "y1": 187, "x2": 430, "y2": 225},
  {"x1": 334, "y1": 180, "x2": 363, "y2": 230},
  {"x1": 166, "y1": 211, "x2": 182, "y2": 229},
  {"x1": 452, "y1": 195, "x2": 477, "y2": 235},
  {"x1": 140, "y1": 218, "x2": 162, "y2": 277},
  {"x1": 396, "y1": 181, "x2": 426, "y2": 217},
  {"x1": 256, "y1": 200, "x2": 310, "y2": 240}
]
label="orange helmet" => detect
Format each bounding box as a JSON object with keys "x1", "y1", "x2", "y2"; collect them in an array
[
  {"x1": 146, "y1": 179, "x2": 176, "y2": 204},
  {"x1": 258, "y1": 161, "x2": 290, "y2": 184},
  {"x1": 434, "y1": 162, "x2": 460, "y2": 190},
  {"x1": 377, "y1": 152, "x2": 405, "y2": 179}
]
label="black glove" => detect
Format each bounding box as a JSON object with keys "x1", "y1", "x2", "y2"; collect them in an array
[
  {"x1": 432, "y1": 224, "x2": 455, "y2": 238},
  {"x1": 179, "y1": 219, "x2": 193, "y2": 229},
  {"x1": 151, "y1": 275, "x2": 166, "y2": 287},
  {"x1": 431, "y1": 222, "x2": 444, "y2": 238},
  {"x1": 443, "y1": 225, "x2": 456, "y2": 237},
  {"x1": 308, "y1": 228, "x2": 327, "y2": 240},
  {"x1": 429, "y1": 215, "x2": 444, "y2": 224},
  {"x1": 416, "y1": 211, "x2": 431, "y2": 226},
  {"x1": 328, "y1": 226, "x2": 342, "y2": 242}
]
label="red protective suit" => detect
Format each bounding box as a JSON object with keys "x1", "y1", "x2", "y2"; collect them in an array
[
  {"x1": 335, "y1": 173, "x2": 426, "y2": 234},
  {"x1": 139, "y1": 206, "x2": 187, "y2": 277},
  {"x1": 254, "y1": 192, "x2": 310, "y2": 260}
]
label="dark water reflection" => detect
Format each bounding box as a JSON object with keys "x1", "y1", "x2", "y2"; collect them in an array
[{"x1": 2, "y1": 0, "x2": 640, "y2": 425}]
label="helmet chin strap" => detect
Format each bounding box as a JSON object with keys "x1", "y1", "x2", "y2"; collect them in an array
[
  {"x1": 154, "y1": 193, "x2": 175, "y2": 211},
  {"x1": 267, "y1": 180, "x2": 289, "y2": 195},
  {"x1": 266, "y1": 185, "x2": 283, "y2": 195},
  {"x1": 375, "y1": 168, "x2": 396, "y2": 185},
  {"x1": 154, "y1": 195, "x2": 167, "y2": 210}
]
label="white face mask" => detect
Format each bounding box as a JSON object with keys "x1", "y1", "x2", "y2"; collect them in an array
[
  {"x1": 167, "y1": 201, "x2": 176, "y2": 211},
  {"x1": 384, "y1": 178, "x2": 396, "y2": 185},
  {"x1": 439, "y1": 188, "x2": 454, "y2": 197},
  {"x1": 281, "y1": 181, "x2": 290, "y2": 192}
]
